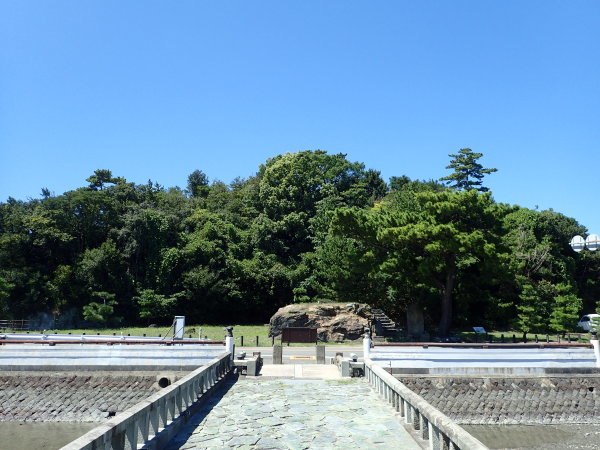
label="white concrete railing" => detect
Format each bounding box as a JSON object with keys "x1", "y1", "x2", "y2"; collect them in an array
[
  {"x1": 0, "y1": 343, "x2": 226, "y2": 370},
  {"x1": 61, "y1": 352, "x2": 232, "y2": 450},
  {"x1": 364, "y1": 360, "x2": 488, "y2": 450}
]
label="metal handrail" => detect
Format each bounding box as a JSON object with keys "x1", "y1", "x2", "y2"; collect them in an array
[
  {"x1": 0, "y1": 338, "x2": 225, "y2": 345},
  {"x1": 373, "y1": 342, "x2": 593, "y2": 348}
]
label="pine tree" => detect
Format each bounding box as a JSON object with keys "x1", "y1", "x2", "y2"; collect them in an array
[{"x1": 440, "y1": 148, "x2": 497, "y2": 192}]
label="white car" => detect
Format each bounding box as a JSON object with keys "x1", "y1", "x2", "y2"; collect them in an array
[{"x1": 577, "y1": 314, "x2": 600, "y2": 331}]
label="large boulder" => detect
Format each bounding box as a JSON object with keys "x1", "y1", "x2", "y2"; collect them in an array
[{"x1": 269, "y1": 303, "x2": 372, "y2": 342}]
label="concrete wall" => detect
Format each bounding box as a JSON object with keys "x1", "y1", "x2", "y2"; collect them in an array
[{"x1": 0, "y1": 371, "x2": 182, "y2": 422}]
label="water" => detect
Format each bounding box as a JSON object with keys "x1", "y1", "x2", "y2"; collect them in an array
[
  {"x1": 0, "y1": 422, "x2": 98, "y2": 450},
  {"x1": 463, "y1": 424, "x2": 600, "y2": 450}
]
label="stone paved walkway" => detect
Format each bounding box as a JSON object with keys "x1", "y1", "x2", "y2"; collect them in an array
[{"x1": 166, "y1": 377, "x2": 420, "y2": 449}]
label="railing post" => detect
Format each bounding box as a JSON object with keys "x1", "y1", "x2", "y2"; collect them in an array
[
  {"x1": 591, "y1": 332, "x2": 600, "y2": 367},
  {"x1": 421, "y1": 415, "x2": 429, "y2": 441},
  {"x1": 405, "y1": 403, "x2": 412, "y2": 425},
  {"x1": 126, "y1": 422, "x2": 137, "y2": 450},
  {"x1": 111, "y1": 430, "x2": 126, "y2": 450},
  {"x1": 139, "y1": 409, "x2": 150, "y2": 443},
  {"x1": 430, "y1": 424, "x2": 441, "y2": 450},
  {"x1": 225, "y1": 326, "x2": 235, "y2": 355},
  {"x1": 413, "y1": 408, "x2": 420, "y2": 430},
  {"x1": 363, "y1": 327, "x2": 372, "y2": 360}
]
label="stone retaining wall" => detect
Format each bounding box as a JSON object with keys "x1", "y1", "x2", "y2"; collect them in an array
[
  {"x1": 398, "y1": 375, "x2": 600, "y2": 424},
  {"x1": 0, "y1": 371, "x2": 185, "y2": 423}
]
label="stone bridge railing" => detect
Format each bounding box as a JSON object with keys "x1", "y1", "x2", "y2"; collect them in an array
[
  {"x1": 61, "y1": 352, "x2": 232, "y2": 450},
  {"x1": 365, "y1": 359, "x2": 488, "y2": 450}
]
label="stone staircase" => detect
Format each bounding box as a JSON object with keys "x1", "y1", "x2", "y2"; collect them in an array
[{"x1": 371, "y1": 308, "x2": 401, "y2": 341}]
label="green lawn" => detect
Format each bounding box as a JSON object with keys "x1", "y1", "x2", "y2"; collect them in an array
[
  {"x1": 5, "y1": 324, "x2": 592, "y2": 345},
  {"x1": 24, "y1": 324, "x2": 270, "y2": 344},
  {"x1": 457, "y1": 330, "x2": 591, "y2": 343}
]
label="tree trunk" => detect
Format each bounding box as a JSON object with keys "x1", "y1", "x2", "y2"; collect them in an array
[{"x1": 438, "y1": 267, "x2": 456, "y2": 337}]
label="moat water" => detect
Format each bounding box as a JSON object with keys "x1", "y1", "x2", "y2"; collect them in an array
[
  {"x1": 1, "y1": 422, "x2": 600, "y2": 449},
  {"x1": 464, "y1": 424, "x2": 600, "y2": 449},
  {"x1": 0, "y1": 422, "x2": 98, "y2": 450}
]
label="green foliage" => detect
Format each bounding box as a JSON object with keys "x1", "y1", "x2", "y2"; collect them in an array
[
  {"x1": 133, "y1": 289, "x2": 180, "y2": 322},
  {"x1": 0, "y1": 151, "x2": 598, "y2": 336},
  {"x1": 86, "y1": 169, "x2": 122, "y2": 191},
  {"x1": 186, "y1": 170, "x2": 210, "y2": 198},
  {"x1": 590, "y1": 316, "x2": 600, "y2": 333},
  {"x1": 440, "y1": 148, "x2": 497, "y2": 192},
  {"x1": 332, "y1": 188, "x2": 509, "y2": 336},
  {"x1": 550, "y1": 292, "x2": 582, "y2": 333},
  {"x1": 82, "y1": 291, "x2": 118, "y2": 324}
]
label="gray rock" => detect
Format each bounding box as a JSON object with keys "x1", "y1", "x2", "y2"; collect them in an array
[{"x1": 268, "y1": 303, "x2": 372, "y2": 342}]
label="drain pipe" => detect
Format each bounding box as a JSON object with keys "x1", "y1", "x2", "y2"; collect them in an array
[
  {"x1": 363, "y1": 327, "x2": 372, "y2": 360},
  {"x1": 225, "y1": 326, "x2": 235, "y2": 355},
  {"x1": 591, "y1": 331, "x2": 600, "y2": 368}
]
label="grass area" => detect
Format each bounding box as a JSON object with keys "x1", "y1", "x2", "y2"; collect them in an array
[
  {"x1": 457, "y1": 330, "x2": 591, "y2": 344},
  {"x1": 5, "y1": 324, "x2": 271, "y2": 343},
  {"x1": 4, "y1": 323, "x2": 363, "y2": 345},
  {"x1": 5, "y1": 324, "x2": 592, "y2": 345}
]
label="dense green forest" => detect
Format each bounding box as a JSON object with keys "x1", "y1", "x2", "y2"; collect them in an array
[{"x1": 1, "y1": 149, "x2": 599, "y2": 336}]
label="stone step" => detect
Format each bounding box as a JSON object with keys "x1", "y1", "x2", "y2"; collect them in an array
[{"x1": 258, "y1": 364, "x2": 341, "y2": 379}]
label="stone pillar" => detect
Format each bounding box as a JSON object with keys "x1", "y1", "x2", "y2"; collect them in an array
[
  {"x1": 316, "y1": 345, "x2": 325, "y2": 364},
  {"x1": 407, "y1": 302, "x2": 424, "y2": 339},
  {"x1": 363, "y1": 327, "x2": 372, "y2": 360},
  {"x1": 591, "y1": 332, "x2": 600, "y2": 368},
  {"x1": 273, "y1": 344, "x2": 283, "y2": 365},
  {"x1": 225, "y1": 326, "x2": 235, "y2": 354}
]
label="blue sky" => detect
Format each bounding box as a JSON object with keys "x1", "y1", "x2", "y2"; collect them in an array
[{"x1": 1, "y1": 1, "x2": 599, "y2": 231}]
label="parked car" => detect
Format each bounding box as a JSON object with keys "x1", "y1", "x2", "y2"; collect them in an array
[{"x1": 577, "y1": 314, "x2": 600, "y2": 331}]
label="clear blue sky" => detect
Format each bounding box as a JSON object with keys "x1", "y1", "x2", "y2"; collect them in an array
[{"x1": 1, "y1": 1, "x2": 599, "y2": 230}]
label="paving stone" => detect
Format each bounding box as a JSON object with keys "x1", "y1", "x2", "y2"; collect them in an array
[{"x1": 165, "y1": 377, "x2": 420, "y2": 449}]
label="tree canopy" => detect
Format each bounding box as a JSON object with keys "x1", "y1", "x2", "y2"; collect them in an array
[
  {"x1": 0, "y1": 149, "x2": 597, "y2": 336},
  {"x1": 440, "y1": 148, "x2": 498, "y2": 192}
]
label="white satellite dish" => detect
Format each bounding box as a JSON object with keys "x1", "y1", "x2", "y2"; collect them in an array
[
  {"x1": 586, "y1": 234, "x2": 600, "y2": 251},
  {"x1": 570, "y1": 235, "x2": 585, "y2": 252}
]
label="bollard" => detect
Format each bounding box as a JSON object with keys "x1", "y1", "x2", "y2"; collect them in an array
[
  {"x1": 512, "y1": 334, "x2": 516, "y2": 343},
  {"x1": 256, "y1": 336, "x2": 259, "y2": 346},
  {"x1": 240, "y1": 336, "x2": 244, "y2": 347},
  {"x1": 501, "y1": 334, "x2": 504, "y2": 343}
]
